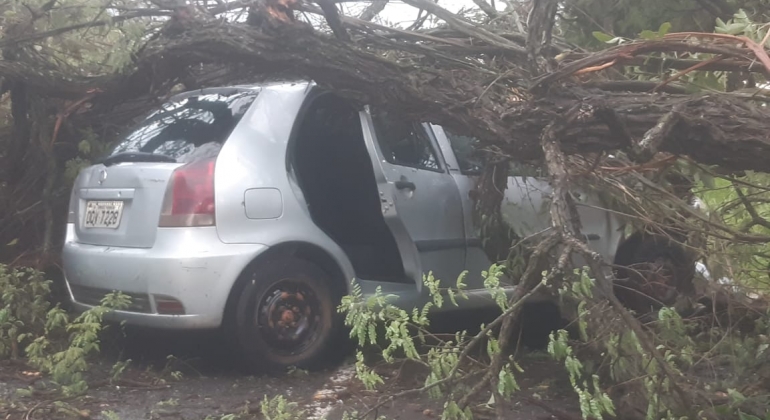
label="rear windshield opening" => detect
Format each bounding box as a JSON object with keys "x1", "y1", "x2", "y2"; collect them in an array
[{"x1": 108, "y1": 90, "x2": 259, "y2": 163}]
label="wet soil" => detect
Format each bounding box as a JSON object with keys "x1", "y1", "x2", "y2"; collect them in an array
[{"x1": 0, "y1": 309, "x2": 579, "y2": 420}]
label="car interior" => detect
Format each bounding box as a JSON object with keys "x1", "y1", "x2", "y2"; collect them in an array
[{"x1": 291, "y1": 93, "x2": 408, "y2": 282}]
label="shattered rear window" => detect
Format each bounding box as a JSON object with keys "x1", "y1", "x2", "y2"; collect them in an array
[{"x1": 109, "y1": 90, "x2": 258, "y2": 163}]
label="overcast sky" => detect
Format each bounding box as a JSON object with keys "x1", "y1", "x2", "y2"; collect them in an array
[{"x1": 335, "y1": 0, "x2": 507, "y2": 29}]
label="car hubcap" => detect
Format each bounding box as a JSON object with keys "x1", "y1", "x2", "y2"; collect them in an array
[
  {"x1": 257, "y1": 280, "x2": 322, "y2": 356},
  {"x1": 636, "y1": 256, "x2": 678, "y2": 304}
]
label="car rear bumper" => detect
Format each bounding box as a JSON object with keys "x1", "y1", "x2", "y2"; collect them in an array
[{"x1": 62, "y1": 224, "x2": 267, "y2": 329}]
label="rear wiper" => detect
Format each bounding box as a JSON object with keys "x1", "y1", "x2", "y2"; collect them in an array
[{"x1": 99, "y1": 152, "x2": 177, "y2": 167}]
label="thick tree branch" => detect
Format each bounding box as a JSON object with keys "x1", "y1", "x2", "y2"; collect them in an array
[
  {"x1": 472, "y1": 0, "x2": 498, "y2": 19},
  {"x1": 316, "y1": 0, "x2": 350, "y2": 41},
  {"x1": 532, "y1": 37, "x2": 770, "y2": 91},
  {"x1": 632, "y1": 103, "x2": 684, "y2": 162},
  {"x1": 400, "y1": 0, "x2": 521, "y2": 51},
  {"x1": 5, "y1": 18, "x2": 770, "y2": 174},
  {"x1": 358, "y1": 0, "x2": 387, "y2": 21},
  {"x1": 526, "y1": 0, "x2": 558, "y2": 75},
  {"x1": 540, "y1": 104, "x2": 698, "y2": 418},
  {"x1": 5, "y1": 8, "x2": 770, "y2": 184}
]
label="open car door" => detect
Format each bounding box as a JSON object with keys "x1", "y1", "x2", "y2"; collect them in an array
[{"x1": 359, "y1": 106, "x2": 468, "y2": 291}]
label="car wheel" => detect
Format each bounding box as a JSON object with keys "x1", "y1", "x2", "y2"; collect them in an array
[
  {"x1": 231, "y1": 257, "x2": 345, "y2": 373},
  {"x1": 615, "y1": 237, "x2": 695, "y2": 312}
]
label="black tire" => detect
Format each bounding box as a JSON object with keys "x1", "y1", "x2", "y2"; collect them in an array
[
  {"x1": 615, "y1": 236, "x2": 695, "y2": 311},
  {"x1": 229, "y1": 257, "x2": 346, "y2": 373}
]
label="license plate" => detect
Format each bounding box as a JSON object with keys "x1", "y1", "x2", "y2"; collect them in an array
[{"x1": 83, "y1": 201, "x2": 124, "y2": 229}]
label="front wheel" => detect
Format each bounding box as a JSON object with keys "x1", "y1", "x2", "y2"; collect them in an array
[
  {"x1": 230, "y1": 257, "x2": 346, "y2": 373},
  {"x1": 614, "y1": 236, "x2": 695, "y2": 314}
]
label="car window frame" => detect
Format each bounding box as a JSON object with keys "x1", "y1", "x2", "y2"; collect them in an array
[
  {"x1": 441, "y1": 128, "x2": 485, "y2": 176},
  {"x1": 368, "y1": 107, "x2": 446, "y2": 174}
]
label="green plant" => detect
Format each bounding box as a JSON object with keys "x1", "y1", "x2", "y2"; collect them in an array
[
  {"x1": 155, "y1": 354, "x2": 190, "y2": 382},
  {"x1": 24, "y1": 291, "x2": 131, "y2": 396},
  {"x1": 548, "y1": 329, "x2": 616, "y2": 420},
  {"x1": 0, "y1": 264, "x2": 52, "y2": 359},
  {"x1": 110, "y1": 359, "x2": 132, "y2": 383},
  {"x1": 286, "y1": 365, "x2": 309, "y2": 376},
  {"x1": 1, "y1": 264, "x2": 133, "y2": 395},
  {"x1": 156, "y1": 398, "x2": 179, "y2": 407},
  {"x1": 338, "y1": 265, "x2": 536, "y2": 419},
  {"x1": 340, "y1": 411, "x2": 388, "y2": 420},
  {"x1": 260, "y1": 395, "x2": 305, "y2": 420},
  {"x1": 339, "y1": 270, "x2": 466, "y2": 392},
  {"x1": 101, "y1": 410, "x2": 121, "y2": 420}
]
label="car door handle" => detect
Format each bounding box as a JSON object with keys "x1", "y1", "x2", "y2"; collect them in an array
[{"x1": 395, "y1": 180, "x2": 416, "y2": 191}]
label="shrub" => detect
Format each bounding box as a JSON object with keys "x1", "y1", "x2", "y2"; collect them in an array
[
  {"x1": 0, "y1": 263, "x2": 131, "y2": 396},
  {"x1": 0, "y1": 264, "x2": 52, "y2": 359}
]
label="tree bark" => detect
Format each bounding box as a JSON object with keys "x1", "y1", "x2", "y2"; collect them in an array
[{"x1": 120, "y1": 23, "x2": 770, "y2": 173}]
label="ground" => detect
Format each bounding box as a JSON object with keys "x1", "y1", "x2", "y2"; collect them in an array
[{"x1": 0, "y1": 311, "x2": 578, "y2": 420}]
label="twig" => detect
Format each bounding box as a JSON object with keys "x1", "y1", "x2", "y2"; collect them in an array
[
  {"x1": 90, "y1": 378, "x2": 171, "y2": 390},
  {"x1": 664, "y1": 32, "x2": 770, "y2": 76},
  {"x1": 475, "y1": 70, "x2": 515, "y2": 105},
  {"x1": 459, "y1": 236, "x2": 563, "y2": 409},
  {"x1": 355, "y1": 371, "x2": 477, "y2": 420},
  {"x1": 733, "y1": 184, "x2": 770, "y2": 232},
  {"x1": 573, "y1": 59, "x2": 617, "y2": 75},
  {"x1": 654, "y1": 56, "x2": 725, "y2": 93},
  {"x1": 25, "y1": 401, "x2": 45, "y2": 420}
]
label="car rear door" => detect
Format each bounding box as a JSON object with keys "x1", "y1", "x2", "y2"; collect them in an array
[
  {"x1": 69, "y1": 88, "x2": 258, "y2": 248},
  {"x1": 437, "y1": 125, "x2": 624, "y2": 272},
  {"x1": 359, "y1": 106, "x2": 467, "y2": 289}
]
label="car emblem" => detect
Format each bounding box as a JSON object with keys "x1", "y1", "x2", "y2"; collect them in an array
[{"x1": 98, "y1": 169, "x2": 108, "y2": 184}]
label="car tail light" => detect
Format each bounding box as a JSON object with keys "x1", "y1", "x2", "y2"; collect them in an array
[
  {"x1": 67, "y1": 186, "x2": 77, "y2": 224},
  {"x1": 155, "y1": 296, "x2": 186, "y2": 315},
  {"x1": 159, "y1": 158, "x2": 216, "y2": 227}
]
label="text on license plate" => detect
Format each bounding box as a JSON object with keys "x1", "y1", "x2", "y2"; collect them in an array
[{"x1": 83, "y1": 201, "x2": 124, "y2": 229}]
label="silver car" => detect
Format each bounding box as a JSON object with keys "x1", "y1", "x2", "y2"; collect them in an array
[{"x1": 63, "y1": 81, "x2": 678, "y2": 372}]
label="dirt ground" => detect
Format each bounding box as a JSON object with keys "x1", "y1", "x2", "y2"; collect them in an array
[{"x1": 0, "y1": 310, "x2": 578, "y2": 420}]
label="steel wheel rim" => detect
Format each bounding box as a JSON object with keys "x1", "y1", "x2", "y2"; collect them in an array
[
  {"x1": 636, "y1": 255, "x2": 678, "y2": 303},
  {"x1": 256, "y1": 278, "x2": 323, "y2": 356}
]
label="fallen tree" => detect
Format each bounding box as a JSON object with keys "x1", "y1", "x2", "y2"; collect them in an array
[
  {"x1": 2, "y1": 0, "x2": 770, "y2": 418},
  {"x1": 18, "y1": 11, "x2": 770, "y2": 172}
]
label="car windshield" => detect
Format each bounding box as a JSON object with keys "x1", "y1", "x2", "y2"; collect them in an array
[{"x1": 109, "y1": 90, "x2": 258, "y2": 163}]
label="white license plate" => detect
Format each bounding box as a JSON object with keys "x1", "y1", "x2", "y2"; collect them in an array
[{"x1": 83, "y1": 201, "x2": 124, "y2": 229}]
